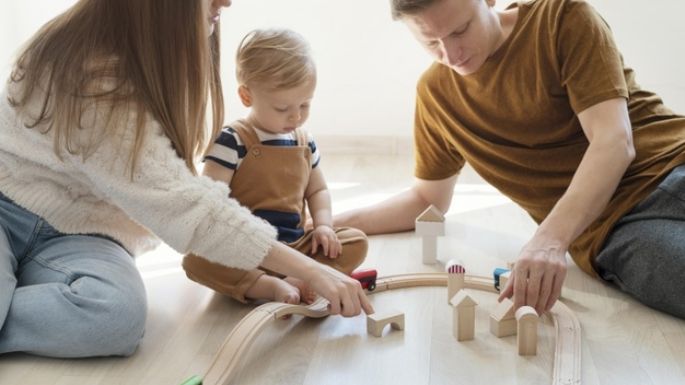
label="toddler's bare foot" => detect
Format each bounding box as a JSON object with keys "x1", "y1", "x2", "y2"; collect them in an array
[
  {"x1": 245, "y1": 275, "x2": 301, "y2": 304},
  {"x1": 272, "y1": 278, "x2": 301, "y2": 304},
  {"x1": 284, "y1": 277, "x2": 317, "y2": 304}
]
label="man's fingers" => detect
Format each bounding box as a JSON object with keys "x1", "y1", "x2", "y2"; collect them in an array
[
  {"x1": 498, "y1": 275, "x2": 514, "y2": 302},
  {"x1": 536, "y1": 270, "x2": 554, "y2": 314},
  {"x1": 513, "y1": 268, "x2": 528, "y2": 309},
  {"x1": 545, "y1": 267, "x2": 566, "y2": 312},
  {"x1": 525, "y1": 269, "x2": 542, "y2": 310}
]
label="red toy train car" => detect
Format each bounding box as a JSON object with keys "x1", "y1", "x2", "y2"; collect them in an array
[{"x1": 350, "y1": 268, "x2": 378, "y2": 292}]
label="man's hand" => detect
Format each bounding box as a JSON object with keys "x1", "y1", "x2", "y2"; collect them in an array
[{"x1": 498, "y1": 236, "x2": 567, "y2": 314}]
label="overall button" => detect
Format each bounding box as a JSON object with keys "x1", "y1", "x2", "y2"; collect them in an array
[{"x1": 252, "y1": 148, "x2": 261, "y2": 157}]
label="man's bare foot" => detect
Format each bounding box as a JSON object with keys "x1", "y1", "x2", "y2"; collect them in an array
[
  {"x1": 284, "y1": 276, "x2": 317, "y2": 304},
  {"x1": 245, "y1": 275, "x2": 301, "y2": 304}
]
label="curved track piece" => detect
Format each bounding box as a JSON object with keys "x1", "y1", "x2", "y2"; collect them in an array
[
  {"x1": 550, "y1": 301, "x2": 582, "y2": 385},
  {"x1": 200, "y1": 273, "x2": 581, "y2": 385},
  {"x1": 202, "y1": 298, "x2": 330, "y2": 385}
]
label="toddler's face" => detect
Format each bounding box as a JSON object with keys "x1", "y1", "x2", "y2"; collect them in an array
[{"x1": 244, "y1": 79, "x2": 316, "y2": 134}]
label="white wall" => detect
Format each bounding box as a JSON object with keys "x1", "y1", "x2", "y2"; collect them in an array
[
  {"x1": 591, "y1": 0, "x2": 685, "y2": 114},
  {"x1": 0, "y1": 2, "x2": 76, "y2": 77},
  {"x1": 1, "y1": 1, "x2": 683, "y2": 153},
  {"x1": 220, "y1": 0, "x2": 430, "y2": 152}
]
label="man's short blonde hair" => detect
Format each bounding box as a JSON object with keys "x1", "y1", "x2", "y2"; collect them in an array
[
  {"x1": 236, "y1": 28, "x2": 316, "y2": 90},
  {"x1": 390, "y1": 0, "x2": 441, "y2": 20}
]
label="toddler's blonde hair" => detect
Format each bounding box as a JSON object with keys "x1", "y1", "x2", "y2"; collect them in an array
[{"x1": 236, "y1": 28, "x2": 316, "y2": 90}]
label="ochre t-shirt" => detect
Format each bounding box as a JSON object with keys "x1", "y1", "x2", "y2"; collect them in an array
[{"x1": 414, "y1": 0, "x2": 685, "y2": 276}]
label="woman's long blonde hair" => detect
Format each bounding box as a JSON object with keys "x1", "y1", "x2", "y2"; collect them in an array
[{"x1": 8, "y1": 0, "x2": 224, "y2": 175}]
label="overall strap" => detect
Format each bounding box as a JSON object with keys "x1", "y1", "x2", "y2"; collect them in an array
[
  {"x1": 229, "y1": 119, "x2": 261, "y2": 149},
  {"x1": 294, "y1": 128, "x2": 308, "y2": 147}
]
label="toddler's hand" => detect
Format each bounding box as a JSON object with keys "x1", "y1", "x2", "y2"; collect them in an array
[{"x1": 311, "y1": 225, "x2": 341, "y2": 258}]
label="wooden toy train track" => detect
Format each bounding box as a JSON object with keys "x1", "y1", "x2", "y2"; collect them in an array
[{"x1": 184, "y1": 273, "x2": 581, "y2": 385}]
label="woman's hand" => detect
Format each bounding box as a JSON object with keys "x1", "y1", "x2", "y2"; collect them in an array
[
  {"x1": 304, "y1": 262, "x2": 375, "y2": 316},
  {"x1": 260, "y1": 242, "x2": 373, "y2": 317}
]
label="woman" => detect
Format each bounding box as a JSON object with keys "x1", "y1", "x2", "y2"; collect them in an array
[{"x1": 0, "y1": 0, "x2": 372, "y2": 358}]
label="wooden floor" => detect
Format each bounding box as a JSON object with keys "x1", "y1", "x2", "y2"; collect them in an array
[{"x1": 1, "y1": 154, "x2": 685, "y2": 385}]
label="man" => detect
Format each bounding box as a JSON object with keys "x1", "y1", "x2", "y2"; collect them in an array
[{"x1": 335, "y1": 0, "x2": 685, "y2": 318}]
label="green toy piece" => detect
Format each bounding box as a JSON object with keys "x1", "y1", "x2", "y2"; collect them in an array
[{"x1": 180, "y1": 375, "x2": 203, "y2": 385}]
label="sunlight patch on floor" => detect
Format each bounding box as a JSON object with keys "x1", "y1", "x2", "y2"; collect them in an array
[{"x1": 332, "y1": 183, "x2": 512, "y2": 215}]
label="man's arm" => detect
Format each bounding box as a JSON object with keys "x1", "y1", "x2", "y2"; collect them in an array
[
  {"x1": 500, "y1": 97, "x2": 635, "y2": 313},
  {"x1": 333, "y1": 174, "x2": 458, "y2": 235}
]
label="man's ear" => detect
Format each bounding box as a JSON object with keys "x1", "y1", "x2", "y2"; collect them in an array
[{"x1": 238, "y1": 85, "x2": 252, "y2": 107}]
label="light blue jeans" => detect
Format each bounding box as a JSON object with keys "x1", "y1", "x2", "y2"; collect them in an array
[{"x1": 0, "y1": 192, "x2": 147, "y2": 358}]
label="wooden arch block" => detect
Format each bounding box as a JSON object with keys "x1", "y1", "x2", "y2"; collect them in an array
[{"x1": 367, "y1": 310, "x2": 405, "y2": 338}]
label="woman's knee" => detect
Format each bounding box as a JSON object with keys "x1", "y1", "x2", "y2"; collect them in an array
[
  {"x1": 69, "y1": 277, "x2": 147, "y2": 356},
  {"x1": 105, "y1": 286, "x2": 147, "y2": 356}
]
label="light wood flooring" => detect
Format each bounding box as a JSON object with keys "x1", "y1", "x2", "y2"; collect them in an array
[{"x1": 1, "y1": 154, "x2": 685, "y2": 385}]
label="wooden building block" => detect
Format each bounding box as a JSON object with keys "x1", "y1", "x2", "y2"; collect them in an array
[
  {"x1": 415, "y1": 221, "x2": 445, "y2": 236},
  {"x1": 491, "y1": 316, "x2": 517, "y2": 338},
  {"x1": 416, "y1": 205, "x2": 445, "y2": 222},
  {"x1": 450, "y1": 290, "x2": 478, "y2": 341},
  {"x1": 446, "y1": 260, "x2": 465, "y2": 304},
  {"x1": 489, "y1": 298, "x2": 516, "y2": 337},
  {"x1": 416, "y1": 205, "x2": 445, "y2": 265},
  {"x1": 516, "y1": 306, "x2": 539, "y2": 355},
  {"x1": 367, "y1": 310, "x2": 405, "y2": 338},
  {"x1": 421, "y1": 235, "x2": 438, "y2": 264}
]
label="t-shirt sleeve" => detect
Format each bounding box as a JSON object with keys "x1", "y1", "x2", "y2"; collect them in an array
[
  {"x1": 413, "y1": 76, "x2": 465, "y2": 180},
  {"x1": 557, "y1": 0, "x2": 628, "y2": 114},
  {"x1": 306, "y1": 132, "x2": 320, "y2": 168},
  {"x1": 203, "y1": 127, "x2": 243, "y2": 170}
]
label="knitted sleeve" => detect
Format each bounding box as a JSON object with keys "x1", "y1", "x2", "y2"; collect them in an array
[{"x1": 69, "y1": 109, "x2": 278, "y2": 270}]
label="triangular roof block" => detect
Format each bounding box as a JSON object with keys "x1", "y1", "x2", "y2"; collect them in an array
[
  {"x1": 450, "y1": 290, "x2": 478, "y2": 308},
  {"x1": 416, "y1": 205, "x2": 445, "y2": 223},
  {"x1": 491, "y1": 298, "x2": 515, "y2": 321}
]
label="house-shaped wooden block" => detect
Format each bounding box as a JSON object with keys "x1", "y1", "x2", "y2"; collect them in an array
[
  {"x1": 450, "y1": 290, "x2": 478, "y2": 341},
  {"x1": 415, "y1": 205, "x2": 445, "y2": 264},
  {"x1": 489, "y1": 297, "x2": 516, "y2": 337},
  {"x1": 415, "y1": 205, "x2": 445, "y2": 236}
]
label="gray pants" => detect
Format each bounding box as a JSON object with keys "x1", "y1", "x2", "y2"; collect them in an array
[{"x1": 595, "y1": 164, "x2": 685, "y2": 319}]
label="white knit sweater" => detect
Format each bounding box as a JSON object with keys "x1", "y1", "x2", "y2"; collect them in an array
[{"x1": 0, "y1": 84, "x2": 277, "y2": 270}]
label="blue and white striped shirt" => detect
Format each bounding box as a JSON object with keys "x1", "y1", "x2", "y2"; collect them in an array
[{"x1": 204, "y1": 125, "x2": 320, "y2": 170}]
